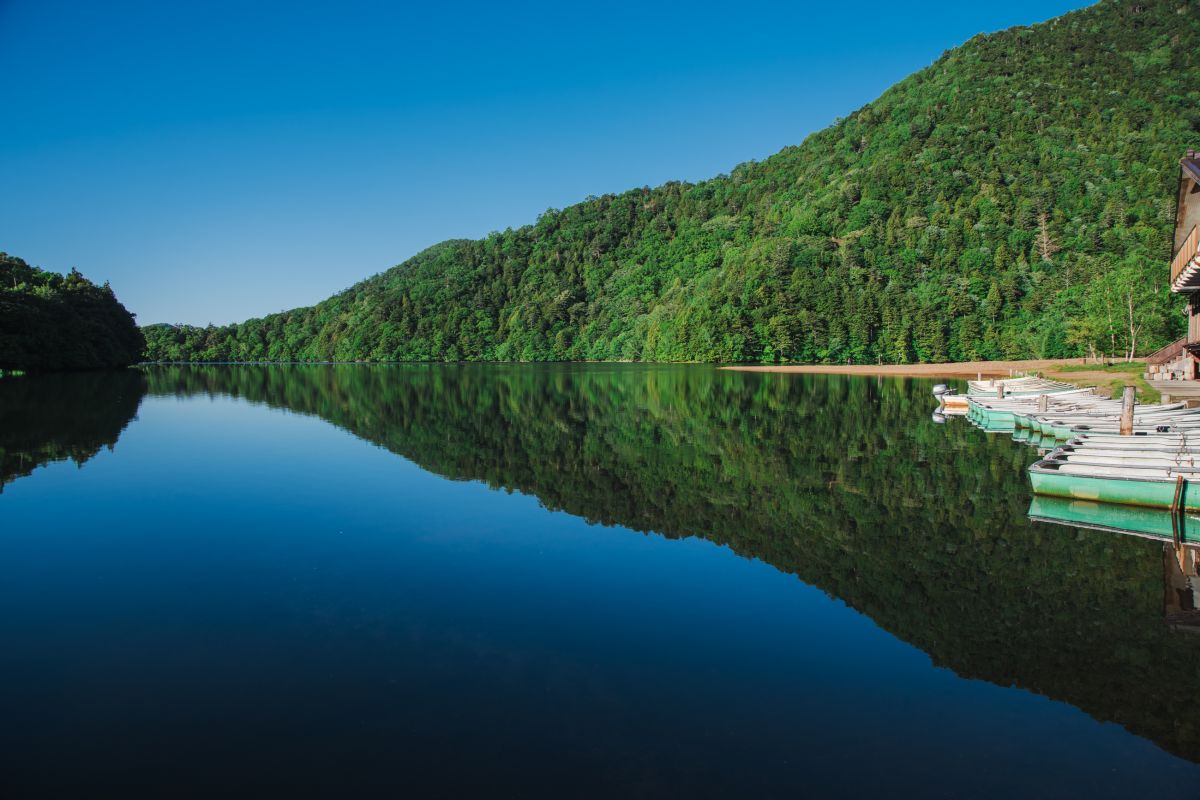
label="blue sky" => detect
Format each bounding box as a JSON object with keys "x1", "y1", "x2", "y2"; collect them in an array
[{"x1": 1, "y1": 0, "x2": 1089, "y2": 325}]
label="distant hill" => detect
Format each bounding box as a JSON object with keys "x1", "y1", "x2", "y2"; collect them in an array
[
  {"x1": 0, "y1": 253, "x2": 144, "y2": 371},
  {"x1": 145, "y1": 0, "x2": 1194, "y2": 364}
]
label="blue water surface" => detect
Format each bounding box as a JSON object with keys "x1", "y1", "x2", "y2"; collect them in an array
[{"x1": 1, "y1": 365, "x2": 1197, "y2": 798}]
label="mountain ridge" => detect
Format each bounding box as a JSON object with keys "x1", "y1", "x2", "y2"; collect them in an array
[{"x1": 144, "y1": 0, "x2": 1191, "y2": 364}]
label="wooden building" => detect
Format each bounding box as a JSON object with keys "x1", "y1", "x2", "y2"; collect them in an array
[{"x1": 1148, "y1": 152, "x2": 1200, "y2": 380}]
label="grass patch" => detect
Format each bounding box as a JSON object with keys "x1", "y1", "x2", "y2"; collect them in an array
[
  {"x1": 1027, "y1": 361, "x2": 1162, "y2": 403},
  {"x1": 1106, "y1": 378, "x2": 1162, "y2": 404},
  {"x1": 1054, "y1": 361, "x2": 1146, "y2": 374},
  {"x1": 1050, "y1": 373, "x2": 1161, "y2": 403}
]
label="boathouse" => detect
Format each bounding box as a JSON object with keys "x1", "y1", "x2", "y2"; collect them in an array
[{"x1": 1147, "y1": 151, "x2": 1200, "y2": 381}]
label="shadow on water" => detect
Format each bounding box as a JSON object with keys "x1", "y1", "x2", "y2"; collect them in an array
[{"x1": 9, "y1": 363, "x2": 1200, "y2": 762}]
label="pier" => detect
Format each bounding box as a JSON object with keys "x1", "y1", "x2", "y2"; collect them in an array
[{"x1": 1151, "y1": 380, "x2": 1200, "y2": 405}]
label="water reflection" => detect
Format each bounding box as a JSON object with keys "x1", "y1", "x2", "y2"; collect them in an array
[
  {"x1": 0, "y1": 370, "x2": 145, "y2": 492},
  {"x1": 1030, "y1": 495, "x2": 1200, "y2": 634},
  {"x1": 1029, "y1": 495, "x2": 1200, "y2": 545},
  {"x1": 7, "y1": 364, "x2": 1200, "y2": 763}
]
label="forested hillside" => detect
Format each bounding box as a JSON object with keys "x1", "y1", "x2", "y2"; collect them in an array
[
  {"x1": 0, "y1": 253, "x2": 144, "y2": 371},
  {"x1": 146, "y1": 0, "x2": 1195, "y2": 364}
]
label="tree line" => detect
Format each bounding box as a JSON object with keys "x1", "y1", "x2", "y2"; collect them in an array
[{"x1": 1, "y1": 253, "x2": 144, "y2": 371}]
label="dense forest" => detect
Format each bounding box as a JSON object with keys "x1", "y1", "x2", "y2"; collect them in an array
[
  {"x1": 125, "y1": 363, "x2": 1200, "y2": 761},
  {"x1": 144, "y1": 0, "x2": 1197, "y2": 365},
  {"x1": 0, "y1": 253, "x2": 144, "y2": 371}
]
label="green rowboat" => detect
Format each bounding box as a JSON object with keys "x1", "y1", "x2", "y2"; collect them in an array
[{"x1": 1029, "y1": 459, "x2": 1199, "y2": 511}]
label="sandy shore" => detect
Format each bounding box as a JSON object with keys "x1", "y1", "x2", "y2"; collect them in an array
[{"x1": 720, "y1": 358, "x2": 1093, "y2": 379}]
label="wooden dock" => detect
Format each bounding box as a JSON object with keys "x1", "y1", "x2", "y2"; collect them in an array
[{"x1": 1150, "y1": 380, "x2": 1200, "y2": 405}]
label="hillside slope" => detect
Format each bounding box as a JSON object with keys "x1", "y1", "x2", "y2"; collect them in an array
[{"x1": 146, "y1": 0, "x2": 1195, "y2": 364}]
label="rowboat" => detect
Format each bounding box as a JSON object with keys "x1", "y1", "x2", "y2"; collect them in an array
[
  {"x1": 1039, "y1": 411, "x2": 1200, "y2": 439},
  {"x1": 1047, "y1": 419, "x2": 1200, "y2": 440},
  {"x1": 1010, "y1": 402, "x2": 1193, "y2": 432},
  {"x1": 967, "y1": 376, "x2": 1076, "y2": 397},
  {"x1": 1065, "y1": 438, "x2": 1200, "y2": 450},
  {"x1": 972, "y1": 401, "x2": 1200, "y2": 440},
  {"x1": 1015, "y1": 401, "x2": 1187, "y2": 424},
  {"x1": 966, "y1": 390, "x2": 1100, "y2": 431},
  {"x1": 966, "y1": 389, "x2": 1096, "y2": 411},
  {"x1": 1055, "y1": 444, "x2": 1200, "y2": 458},
  {"x1": 1043, "y1": 448, "x2": 1200, "y2": 469},
  {"x1": 972, "y1": 405, "x2": 1150, "y2": 435},
  {"x1": 938, "y1": 394, "x2": 969, "y2": 414},
  {"x1": 1028, "y1": 458, "x2": 1200, "y2": 511},
  {"x1": 966, "y1": 390, "x2": 1094, "y2": 415}
]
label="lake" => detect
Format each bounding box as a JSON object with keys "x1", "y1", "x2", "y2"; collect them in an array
[{"x1": 3, "y1": 364, "x2": 1200, "y2": 797}]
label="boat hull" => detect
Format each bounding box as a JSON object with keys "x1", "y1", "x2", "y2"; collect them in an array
[{"x1": 1029, "y1": 468, "x2": 1199, "y2": 511}]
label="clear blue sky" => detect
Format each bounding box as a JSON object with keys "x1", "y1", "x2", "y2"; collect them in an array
[{"x1": 0, "y1": 0, "x2": 1090, "y2": 326}]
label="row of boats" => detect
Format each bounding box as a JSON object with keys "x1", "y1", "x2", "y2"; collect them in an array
[
  {"x1": 936, "y1": 375, "x2": 1200, "y2": 539},
  {"x1": 940, "y1": 374, "x2": 1200, "y2": 625}
]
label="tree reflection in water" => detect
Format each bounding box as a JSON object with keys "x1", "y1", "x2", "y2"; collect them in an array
[{"x1": 7, "y1": 363, "x2": 1200, "y2": 762}]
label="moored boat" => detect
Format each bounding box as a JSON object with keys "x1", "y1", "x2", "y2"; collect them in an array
[
  {"x1": 1043, "y1": 448, "x2": 1200, "y2": 469},
  {"x1": 1029, "y1": 458, "x2": 1200, "y2": 511},
  {"x1": 967, "y1": 376, "x2": 1077, "y2": 397},
  {"x1": 1064, "y1": 433, "x2": 1200, "y2": 450}
]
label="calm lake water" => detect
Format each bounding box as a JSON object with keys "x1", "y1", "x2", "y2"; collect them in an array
[{"x1": 4, "y1": 364, "x2": 1200, "y2": 797}]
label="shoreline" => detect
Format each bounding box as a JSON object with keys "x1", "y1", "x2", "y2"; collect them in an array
[
  {"x1": 127, "y1": 357, "x2": 1135, "y2": 384},
  {"x1": 720, "y1": 358, "x2": 1096, "y2": 379}
]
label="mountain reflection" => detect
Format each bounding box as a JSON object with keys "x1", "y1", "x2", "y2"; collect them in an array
[
  {"x1": 7, "y1": 363, "x2": 1200, "y2": 761},
  {"x1": 0, "y1": 370, "x2": 146, "y2": 492}
]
